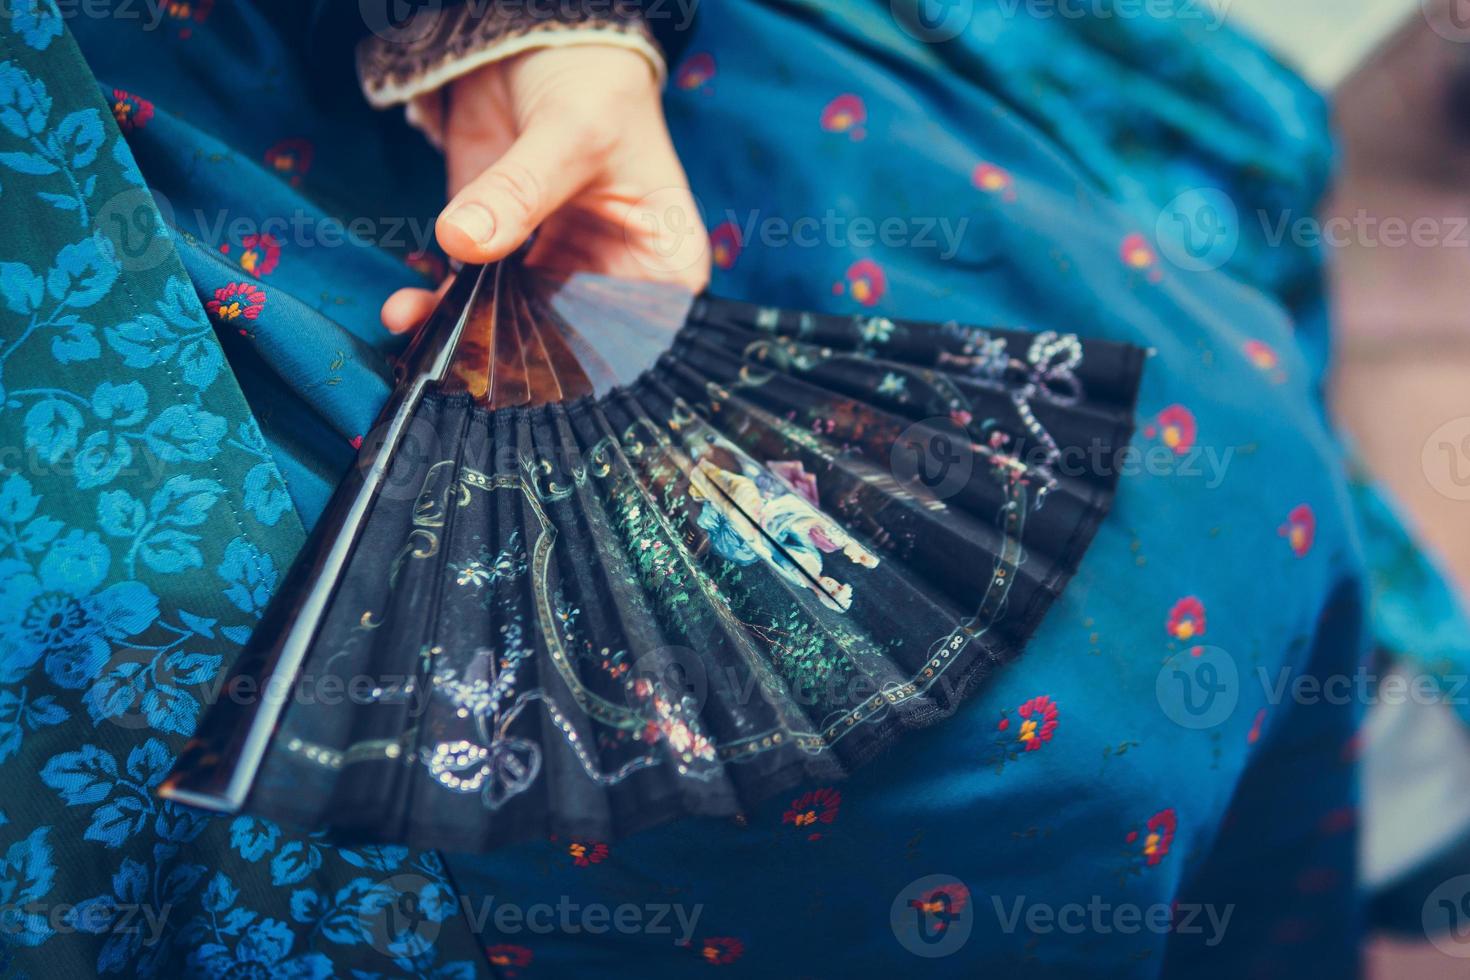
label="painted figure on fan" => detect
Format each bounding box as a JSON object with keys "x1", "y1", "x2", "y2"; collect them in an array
[{"x1": 689, "y1": 446, "x2": 878, "y2": 612}]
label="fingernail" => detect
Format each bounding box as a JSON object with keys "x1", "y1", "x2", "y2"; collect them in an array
[{"x1": 446, "y1": 203, "x2": 495, "y2": 244}]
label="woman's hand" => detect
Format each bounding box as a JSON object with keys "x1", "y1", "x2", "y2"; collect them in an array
[{"x1": 381, "y1": 45, "x2": 710, "y2": 334}]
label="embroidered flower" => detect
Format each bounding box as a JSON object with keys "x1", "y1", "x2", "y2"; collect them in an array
[
  {"x1": 782, "y1": 787, "x2": 841, "y2": 840},
  {"x1": 237, "y1": 233, "x2": 280, "y2": 277},
  {"x1": 206, "y1": 282, "x2": 266, "y2": 334},
  {"x1": 110, "y1": 89, "x2": 153, "y2": 133},
  {"x1": 710, "y1": 220, "x2": 742, "y2": 270},
  {"x1": 1243, "y1": 339, "x2": 1278, "y2": 371},
  {"x1": 164, "y1": 0, "x2": 213, "y2": 38},
  {"x1": 876, "y1": 372, "x2": 907, "y2": 397},
  {"x1": 568, "y1": 840, "x2": 608, "y2": 867},
  {"x1": 820, "y1": 94, "x2": 866, "y2": 140},
  {"x1": 972, "y1": 162, "x2": 1016, "y2": 201},
  {"x1": 1248, "y1": 707, "x2": 1267, "y2": 744},
  {"x1": 1124, "y1": 808, "x2": 1177, "y2": 866},
  {"x1": 486, "y1": 944, "x2": 533, "y2": 977},
  {"x1": 1121, "y1": 232, "x2": 1162, "y2": 281},
  {"x1": 835, "y1": 258, "x2": 886, "y2": 307},
  {"x1": 677, "y1": 52, "x2": 716, "y2": 91},
  {"x1": 1144, "y1": 404, "x2": 1196, "y2": 455},
  {"x1": 1166, "y1": 596, "x2": 1205, "y2": 642},
  {"x1": 1013, "y1": 695, "x2": 1058, "y2": 751},
  {"x1": 694, "y1": 937, "x2": 744, "y2": 965},
  {"x1": 1279, "y1": 504, "x2": 1315, "y2": 558},
  {"x1": 906, "y1": 881, "x2": 970, "y2": 936},
  {"x1": 264, "y1": 138, "x2": 313, "y2": 187}
]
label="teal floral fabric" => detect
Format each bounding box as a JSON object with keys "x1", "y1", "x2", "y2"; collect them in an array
[{"x1": 0, "y1": 11, "x2": 487, "y2": 978}]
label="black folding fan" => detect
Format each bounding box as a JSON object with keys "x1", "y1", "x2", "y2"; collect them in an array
[{"x1": 161, "y1": 260, "x2": 1144, "y2": 851}]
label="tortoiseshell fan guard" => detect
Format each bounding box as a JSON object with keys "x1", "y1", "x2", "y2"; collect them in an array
[{"x1": 161, "y1": 261, "x2": 1145, "y2": 851}]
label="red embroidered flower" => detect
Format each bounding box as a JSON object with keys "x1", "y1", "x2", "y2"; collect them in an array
[
  {"x1": 676, "y1": 52, "x2": 716, "y2": 91},
  {"x1": 1144, "y1": 404, "x2": 1197, "y2": 455},
  {"x1": 1124, "y1": 808, "x2": 1177, "y2": 866},
  {"x1": 1247, "y1": 707, "x2": 1266, "y2": 744},
  {"x1": 1279, "y1": 504, "x2": 1315, "y2": 558},
  {"x1": 239, "y1": 233, "x2": 281, "y2": 277},
  {"x1": 1013, "y1": 695, "x2": 1058, "y2": 751},
  {"x1": 485, "y1": 944, "x2": 532, "y2": 977},
  {"x1": 908, "y1": 881, "x2": 970, "y2": 920},
  {"x1": 836, "y1": 258, "x2": 886, "y2": 307},
  {"x1": 264, "y1": 138, "x2": 314, "y2": 187},
  {"x1": 782, "y1": 787, "x2": 841, "y2": 840},
  {"x1": 1243, "y1": 339, "x2": 1279, "y2": 371},
  {"x1": 972, "y1": 163, "x2": 1016, "y2": 201},
  {"x1": 1121, "y1": 232, "x2": 1162, "y2": 280},
  {"x1": 206, "y1": 282, "x2": 266, "y2": 333},
  {"x1": 820, "y1": 94, "x2": 866, "y2": 140},
  {"x1": 165, "y1": 0, "x2": 213, "y2": 37},
  {"x1": 1165, "y1": 596, "x2": 1205, "y2": 642},
  {"x1": 695, "y1": 937, "x2": 744, "y2": 965},
  {"x1": 568, "y1": 840, "x2": 608, "y2": 867},
  {"x1": 111, "y1": 89, "x2": 154, "y2": 133},
  {"x1": 709, "y1": 220, "x2": 742, "y2": 270}
]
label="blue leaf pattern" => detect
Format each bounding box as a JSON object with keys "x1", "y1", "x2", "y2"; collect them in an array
[{"x1": 0, "y1": 13, "x2": 485, "y2": 976}]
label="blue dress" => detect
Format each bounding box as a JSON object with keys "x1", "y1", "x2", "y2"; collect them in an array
[{"x1": 1, "y1": 1, "x2": 1467, "y2": 976}]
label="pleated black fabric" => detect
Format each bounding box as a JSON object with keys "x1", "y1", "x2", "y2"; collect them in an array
[{"x1": 184, "y1": 290, "x2": 1144, "y2": 851}]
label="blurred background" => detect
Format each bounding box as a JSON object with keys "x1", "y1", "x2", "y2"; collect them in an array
[{"x1": 1228, "y1": 0, "x2": 1470, "y2": 974}]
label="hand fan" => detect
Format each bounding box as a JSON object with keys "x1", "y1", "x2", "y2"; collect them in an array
[{"x1": 160, "y1": 260, "x2": 1145, "y2": 851}]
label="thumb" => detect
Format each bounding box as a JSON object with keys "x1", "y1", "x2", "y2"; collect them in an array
[{"x1": 436, "y1": 114, "x2": 601, "y2": 263}]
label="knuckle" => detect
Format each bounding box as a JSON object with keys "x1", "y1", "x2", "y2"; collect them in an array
[{"x1": 482, "y1": 162, "x2": 544, "y2": 223}]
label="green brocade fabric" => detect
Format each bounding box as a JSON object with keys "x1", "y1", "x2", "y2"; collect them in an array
[{"x1": 0, "y1": 17, "x2": 487, "y2": 979}]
